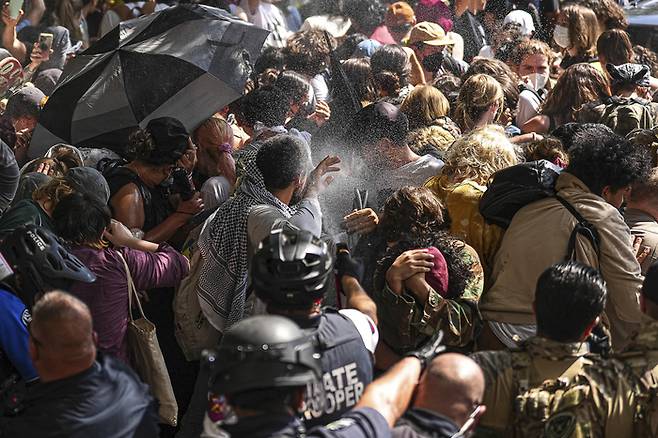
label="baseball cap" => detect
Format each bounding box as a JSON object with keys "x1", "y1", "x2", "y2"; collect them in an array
[
  {"x1": 425, "y1": 247, "x2": 449, "y2": 297},
  {"x1": 352, "y1": 39, "x2": 382, "y2": 58},
  {"x1": 407, "y1": 21, "x2": 454, "y2": 46},
  {"x1": 386, "y1": 2, "x2": 416, "y2": 28},
  {"x1": 65, "y1": 166, "x2": 111, "y2": 204},
  {"x1": 503, "y1": 10, "x2": 535, "y2": 37},
  {"x1": 33, "y1": 68, "x2": 63, "y2": 96},
  {"x1": 6, "y1": 86, "x2": 46, "y2": 120},
  {"x1": 347, "y1": 102, "x2": 409, "y2": 146}
]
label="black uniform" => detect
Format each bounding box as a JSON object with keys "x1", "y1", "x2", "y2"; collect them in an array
[
  {"x1": 223, "y1": 407, "x2": 390, "y2": 438},
  {"x1": 301, "y1": 309, "x2": 375, "y2": 428},
  {"x1": 392, "y1": 408, "x2": 460, "y2": 438}
]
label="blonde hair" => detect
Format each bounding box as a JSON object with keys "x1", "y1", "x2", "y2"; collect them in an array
[
  {"x1": 442, "y1": 125, "x2": 520, "y2": 185},
  {"x1": 453, "y1": 74, "x2": 504, "y2": 132},
  {"x1": 400, "y1": 85, "x2": 451, "y2": 130}
]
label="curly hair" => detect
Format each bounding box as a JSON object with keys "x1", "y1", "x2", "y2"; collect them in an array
[
  {"x1": 400, "y1": 85, "x2": 450, "y2": 130},
  {"x1": 567, "y1": 124, "x2": 652, "y2": 195},
  {"x1": 633, "y1": 45, "x2": 658, "y2": 77},
  {"x1": 453, "y1": 74, "x2": 504, "y2": 132},
  {"x1": 432, "y1": 73, "x2": 462, "y2": 112},
  {"x1": 512, "y1": 39, "x2": 554, "y2": 67},
  {"x1": 125, "y1": 128, "x2": 157, "y2": 163},
  {"x1": 406, "y1": 119, "x2": 461, "y2": 158},
  {"x1": 627, "y1": 127, "x2": 658, "y2": 167},
  {"x1": 343, "y1": 0, "x2": 386, "y2": 34},
  {"x1": 283, "y1": 30, "x2": 336, "y2": 77},
  {"x1": 379, "y1": 186, "x2": 446, "y2": 243},
  {"x1": 441, "y1": 125, "x2": 520, "y2": 186},
  {"x1": 371, "y1": 45, "x2": 410, "y2": 97},
  {"x1": 541, "y1": 64, "x2": 610, "y2": 125},
  {"x1": 524, "y1": 136, "x2": 569, "y2": 167},
  {"x1": 373, "y1": 233, "x2": 474, "y2": 303},
  {"x1": 33, "y1": 176, "x2": 75, "y2": 205}
]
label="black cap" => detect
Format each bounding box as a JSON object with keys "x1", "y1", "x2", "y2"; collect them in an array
[
  {"x1": 643, "y1": 262, "x2": 658, "y2": 305},
  {"x1": 144, "y1": 117, "x2": 189, "y2": 165},
  {"x1": 6, "y1": 86, "x2": 46, "y2": 120},
  {"x1": 65, "y1": 167, "x2": 110, "y2": 204},
  {"x1": 347, "y1": 101, "x2": 409, "y2": 147}
]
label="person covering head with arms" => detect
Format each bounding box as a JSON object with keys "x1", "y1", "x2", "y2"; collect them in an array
[{"x1": 1, "y1": 291, "x2": 159, "y2": 437}]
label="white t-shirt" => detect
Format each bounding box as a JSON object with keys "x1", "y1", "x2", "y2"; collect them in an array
[
  {"x1": 516, "y1": 88, "x2": 543, "y2": 127},
  {"x1": 240, "y1": 0, "x2": 291, "y2": 48}
]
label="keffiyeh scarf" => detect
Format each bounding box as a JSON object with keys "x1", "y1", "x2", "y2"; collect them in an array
[{"x1": 196, "y1": 156, "x2": 295, "y2": 332}]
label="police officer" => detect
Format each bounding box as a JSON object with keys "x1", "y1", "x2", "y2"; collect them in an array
[
  {"x1": 204, "y1": 314, "x2": 445, "y2": 438},
  {"x1": 0, "y1": 225, "x2": 95, "y2": 415},
  {"x1": 251, "y1": 226, "x2": 378, "y2": 427},
  {"x1": 471, "y1": 261, "x2": 646, "y2": 437}
]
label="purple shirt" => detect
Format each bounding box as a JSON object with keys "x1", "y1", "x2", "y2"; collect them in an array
[{"x1": 69, "y1": 244, "x2": 190, "y2": 362}]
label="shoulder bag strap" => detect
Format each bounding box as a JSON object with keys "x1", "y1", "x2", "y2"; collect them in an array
[
  {"x1": 554, "y1": 195, "x2": 600, "y2": 260},
  {"x1": 117, "y1": 251, "x2": 146, "y2": 322}
]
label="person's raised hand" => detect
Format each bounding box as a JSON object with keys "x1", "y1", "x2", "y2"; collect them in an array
[
  {"x1": 104, "y1": 219, "x2": 136, "y2": 248},
  {"x1": 178, "y1": 145, "x2": 197, "y2": 174},
  {"x1": 633, "y1": 235, "x2": 651, "y2": 265},
  {"x1": 335, "y1": 244, "x2": 365, "y2": 284},
  {"x1": 404, "y1": 271, "x2": 432, "y2": 303},
  {"x1": 343, "y1": 208, "x2": 379, "y2": 235},
  {"x1": 385, "y1": 249, "x2": 434, "y2": 294},
  {"x1": 29, "y1": 42, "x2": 52, "y2": 66},
  {"x1": 2, "y1": 5, "x2": 23, "y2": 27},
  {"x1": 305, "y1": 155, "x2": 340, "y2": 198},
  {"x1": 308, "y1": 100, "x2": 331, "y2": 127},
  {"x1": 177, "y1": 192, "x2": 204, "y2": 215},
  {"x1": 35, "y1": 160, "x2": 53, "y2": 175},
  {"x1": 405, "y1": 330, "x2": 445, "y2": 370}
]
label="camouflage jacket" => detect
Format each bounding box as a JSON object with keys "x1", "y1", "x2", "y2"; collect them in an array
[{"x1": 472, "y1": 336, "x2": 647, "y2": 438}]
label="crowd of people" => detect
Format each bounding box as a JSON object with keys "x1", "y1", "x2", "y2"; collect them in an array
[{"x1": 0, "y1": 0, "x2": 658, "y2": 437}]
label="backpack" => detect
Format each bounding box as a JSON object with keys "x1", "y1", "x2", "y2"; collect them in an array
[
  {"x1": 599, "y1": 96, "x2": 656, "y2": 137},
  {"x1": 479, "y1": 160, "x2": 561, "y2": 229},
  {"x1": 511, "y1": 352, "x2": 604, "y2": 438}
]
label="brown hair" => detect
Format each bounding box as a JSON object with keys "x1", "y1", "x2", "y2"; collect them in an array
[
  {"x1": 566, "y1": 0, "x2": 627, "y2": 31},
  {"x1": 524, "y1": 136, "x2": 569, "y2": 167},
  {"x1": 561, "y1": 5, "x2": 600, "y2": 59},
  {"x1": 400, "y1": 85, "x2": 450, "y2": 130},
  {"x1": 341, "y1": 57, "x2": 378, "y2": 105},
  {"x1": 541, "y1": 63, "x2": 611, "y2": 124},
  {"x1": 597, "y1": 29, "x2": 634, "y2": 66},
  {"x1": 462, "y1": 58, "x2": 519, "y2": 118},
  {"x1": 513, "y1": 39, "x2": 554, "y2": 66},
  {"x1": 284, "y1": 30, "x2": 336, "y2": 76},
  {"x1": 33, "y1": 177, "x2": 75, "y2": 205},
  {"x1": 634, "y1": 45, "x2": 658, "y2": 77},
  {"x1": 379, "y1": 186, "x2": 445, "y2": 243},
  {"x1": 453, "y1": 74, "x2": 504, "y2": 132}
]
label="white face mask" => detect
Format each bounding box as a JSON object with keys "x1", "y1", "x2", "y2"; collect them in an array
[
  {"x1": 527, "y1": 72, "x2": 549, "y2": 91},
  {"x1": 553, "y1": 25, "x2": 570, "y2": 49}
]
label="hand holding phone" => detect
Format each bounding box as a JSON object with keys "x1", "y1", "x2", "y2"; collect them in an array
[{"x1": 7, "y1": 0, "x2": 23, "y2": 20}]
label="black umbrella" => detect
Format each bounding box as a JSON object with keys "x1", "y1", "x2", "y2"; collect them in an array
[{"x1": 29, "y1": 4, "x2": 269, "y2": 158}]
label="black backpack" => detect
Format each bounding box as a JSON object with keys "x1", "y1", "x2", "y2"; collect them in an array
[
  {"x1": 479, "y1": 160, "x2": 600, "y2": 260},
  {"x1": 479, "y1": 160, "x2": 561, "y2": 228}
]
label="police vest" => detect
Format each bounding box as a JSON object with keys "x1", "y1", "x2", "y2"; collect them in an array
[{"x1": 303, "y1": 308, "x2": 374, "y2": 428}]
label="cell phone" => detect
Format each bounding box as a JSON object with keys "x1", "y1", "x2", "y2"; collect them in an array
[
  {"x1": 7, "y1": 0, "x2": 23, "y2": 20},
  {"x1": 38, "y1": 33, "x2": 54, "y2": 52}
]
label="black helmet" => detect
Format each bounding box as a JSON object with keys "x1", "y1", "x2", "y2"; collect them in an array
[
  {"x1": 0, "y1": 225, "x2": 96, "y2": 304},
  {"x1": 207, "y1": 315, "x2": 321, "y2": 396},
  {"x1": 252, "y1": 225, "x2": 333, "y2": 308}
]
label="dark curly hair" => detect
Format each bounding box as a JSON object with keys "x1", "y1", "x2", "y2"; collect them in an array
[
  {"x1": 566, "y1": 124, "x2": 652, "y2": 195},
  {"x1": 343, "y1": 0, "x2": 386, "y2": 35},
  {"x1": 283, "y1": 30, "x2": 336, "y2": 77},
  {"x1": 373, "y1": 233, "x2": 474, "y2": 302},
  {"x1": 379, "y1": 186, "x2": 447, "y2": 243},
  {"x1": 371, "y1": 45, "x2": 410, "y2": 98}
]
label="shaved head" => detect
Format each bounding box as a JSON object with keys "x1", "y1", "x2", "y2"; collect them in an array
[
  {"x1": 30, "y1": 291, "x2": 96, "y2": 381},
  {"x1": 414, "y1": 353, "x2": 485, "y2": 427}
]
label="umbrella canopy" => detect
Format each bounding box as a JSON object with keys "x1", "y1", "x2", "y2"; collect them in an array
[{"x1": 30, "y1": 4, "x2": 269, "y2": 158}]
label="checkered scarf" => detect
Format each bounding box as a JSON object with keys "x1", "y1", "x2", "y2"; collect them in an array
[{"x1": 196, "y1": 156, "x2": 295, "y2": 331}]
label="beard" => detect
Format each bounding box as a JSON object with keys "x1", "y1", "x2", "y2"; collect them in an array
[{"x1": 290, "y1": 182, "x2": 306, "y2": 206}]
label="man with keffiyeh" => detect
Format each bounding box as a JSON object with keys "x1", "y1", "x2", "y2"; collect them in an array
[{"x1": 195, "y1": 134, "x2": 340, "y2": 335}]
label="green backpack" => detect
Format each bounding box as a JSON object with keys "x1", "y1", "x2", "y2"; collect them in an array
[{"x1": 599, "y1": 96, "x2": 656, "y2": 137}]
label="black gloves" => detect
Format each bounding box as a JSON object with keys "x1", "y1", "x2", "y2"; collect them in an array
[
  {"x1": 335, "y1": 244, "x2": 365, "y2": 284},
  {"x1": 405, "y1": 330, "x2": 445, "y2": 370}
]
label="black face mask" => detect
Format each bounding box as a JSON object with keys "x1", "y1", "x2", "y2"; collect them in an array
[{"x1": 422, "y1": 51, "x2": 445, "y2": 74}]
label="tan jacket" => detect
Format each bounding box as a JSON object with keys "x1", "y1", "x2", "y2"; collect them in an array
[
  {"x1": 625, "y1": 208, "x2": 658, "y2": 275},
  {"x1": 482, "y1": 172, "x2": 646, "y2": 348}
]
